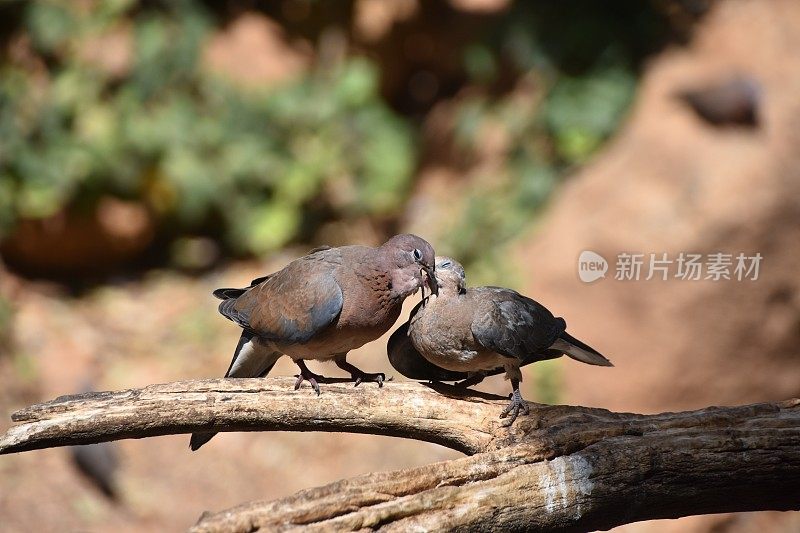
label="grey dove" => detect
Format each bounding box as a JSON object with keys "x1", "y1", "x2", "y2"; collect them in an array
[
  {"x1": 388, "y1": 257, "x2": 612, "y2": 425},
  {"x1": 190, "y1": 234, "x2": 438, "y2": 450}
]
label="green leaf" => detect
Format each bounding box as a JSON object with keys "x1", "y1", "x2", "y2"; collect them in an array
[{"x1": 240, "y1": 203, "x2": 300, "y2": 254}]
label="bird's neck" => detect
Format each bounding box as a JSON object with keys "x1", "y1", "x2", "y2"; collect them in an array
[
  {"x1": 359, "y1": 249, "x2": 420, "y2": 300},
  {"x1": 436, "y1": 285, "x2": 463, "y2": 299}
]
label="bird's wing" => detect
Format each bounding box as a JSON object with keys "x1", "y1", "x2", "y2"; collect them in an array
[
  {"x1": 221, "y1": 256, "x2": 344, "y2": 343},
  {"x1": 218, "y1": 297, "x2": 255, "y2": 332},
  {"x1": 470, "y1": 287, "x2": 564, "y2": 361},
  {"x1": 388, "y1": 302, "x2": 471, "y2": 382}
]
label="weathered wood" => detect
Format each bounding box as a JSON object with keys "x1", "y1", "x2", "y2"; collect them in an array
[
  {"x1": 2, "y1": 378, "x2": 798, "y2": 531},
  {"x1": 1, "y1": 378, "x2": 507, "y2": 455},
  {"x1": 192, "y1": 399, "x2": 800, "y2": 532}
]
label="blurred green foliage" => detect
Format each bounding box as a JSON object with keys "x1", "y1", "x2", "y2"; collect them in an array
[
  {"x1": 441, "y1": 2, "x2": 655, "y2": 285},
  {"x1": 446, "y1": 64, "x2": 635, "y2": 284},
  {"x1": 0, "y1": 0, "x2": 671, "y2": 275},
  {"x1": 0, "y1": 1, "x2": 414, "y2": 255},
  {"x1": 531, "y1": 358, "x2": 562, "y2": 405}
]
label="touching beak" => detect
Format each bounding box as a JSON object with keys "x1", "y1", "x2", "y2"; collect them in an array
[{"x1": 422, "y1": 264, "x2": 438, "y2": 295}]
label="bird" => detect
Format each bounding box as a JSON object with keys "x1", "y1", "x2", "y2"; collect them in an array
[
  {"x1": 70, "y1": 442, "x2": 120, "y2": 500},
  {"x1": 388, "y1": 257, "x2": 612, "y2": 425},
  {"x1": 676, "y1": 75, "x2": 760, "y2": 128},
  {"x1": 68, "y1": 379, "x2": 121, "y2": 500},
  {"x1": 190, "y1": 234, "x2": 438, "y2": 450}
]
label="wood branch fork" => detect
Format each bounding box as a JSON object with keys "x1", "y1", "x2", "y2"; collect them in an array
[{"x1": 2, "y1": 377, "x2": 799, "y2": 531}]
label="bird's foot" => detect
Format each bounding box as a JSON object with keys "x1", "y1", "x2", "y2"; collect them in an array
[
  {"x1": 351, "y1": 370, "x2": 386, "y2": 388},
  {"x1": 335, "y1": 360, "x2": 387, "y2": 388},
  {"x1": 294, "y1": 367, "x2": 328, "y2": 396},
  {"x1": 499, "y1": 389, "x2": 530, "y2": 427}
]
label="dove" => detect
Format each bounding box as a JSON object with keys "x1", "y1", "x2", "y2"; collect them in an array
[
  {"x1": 388, "y1": 257, "x2": 612, "y2": 425},
  {"x1": 190, "y1": 234, "x2": 437, "y2": 450},
  {"x1": 677, "y1": 75, "x2": 760, "y2": 127},
  {"x1": 70, "y1": 442, "x2": 120, "y2": 500}
]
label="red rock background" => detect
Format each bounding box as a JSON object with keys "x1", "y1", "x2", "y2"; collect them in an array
[{"x1": 516, "y1": 1, "x2": 800, "y2": 530}]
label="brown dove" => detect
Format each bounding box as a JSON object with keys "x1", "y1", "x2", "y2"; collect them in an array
[
  {"x1": 388, "y1": 257, "x2": 612, "y2": 425},
  {"x1": 190, "y1": 234, "x2": 437, "y2": 450}
]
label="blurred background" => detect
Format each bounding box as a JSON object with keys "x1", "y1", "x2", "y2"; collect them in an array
[{"x1": 1, "y1": 0, "x2": 799, "y2": 531}]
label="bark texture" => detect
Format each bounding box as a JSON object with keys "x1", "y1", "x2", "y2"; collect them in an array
[{"x1": 1, "y1": 378, "x2": 798, "y2": 532}]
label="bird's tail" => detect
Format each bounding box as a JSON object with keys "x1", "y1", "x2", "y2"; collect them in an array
[
  {"x1": 189, "y1": 333, "x2": 281, "y2": 451},
  {"x1": 212, "y1": 275, "x2": 271, "y2": 300},
  {"x1": 189, "y1": 431, "x2": 218, "y2": 452},
  {"x1": 212, "y1": 287, "x2": 247, "y2": 300},
  {"x1": 551, "y1": 332, "x2": 613, "y2": 367}
]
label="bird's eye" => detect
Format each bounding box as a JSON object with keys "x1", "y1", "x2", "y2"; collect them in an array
[
  {"x1": 412, "y1": 248, "x2": 422, "y2": 261},
  {"x1": 441, "y1": 260, "x2": 451, "y2": 268}
]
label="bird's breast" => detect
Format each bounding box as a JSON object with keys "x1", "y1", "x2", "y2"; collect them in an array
[
  {"x1": 337, "y1": 278, "x2": 405, "y2": 331},
  {"x1": 409, "y1": 309, "x2": 502, "y2": 372},
  {"x1": 411, "y1": 331, "x2": 504, "y2": 372}
]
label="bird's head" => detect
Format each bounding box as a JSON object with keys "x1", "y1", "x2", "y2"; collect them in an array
[
  {"x1": 383, "y1": 234, "x2": 438, "y2": 298},
  {"x1": 433, "y1": 256, "x2": 466, "y2": 296}
]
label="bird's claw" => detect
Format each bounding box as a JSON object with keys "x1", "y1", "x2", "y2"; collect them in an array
[
  {"x1": 335, "y1": 360, "x2": 388, "y2": 388},
  {"x1": 294, "y1": 369, "x2": 326, "y2": 396},
  {"x1": 352, "y1": 372, "x2": 386, "y2": 388},
  {"x1": 500, "y1": 390, "x2": 530, "y2": 427}
]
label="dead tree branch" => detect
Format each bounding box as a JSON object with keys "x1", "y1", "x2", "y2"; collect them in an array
[
  {"x1": 192, "y1": 399, "x2": 800, "y2": 532},
  {"x1": 2, "y1": 378, "x2": 799, "y2": 531},
  {"x1": 0, "y1": 378, "x2": 510, "y2": 455}
]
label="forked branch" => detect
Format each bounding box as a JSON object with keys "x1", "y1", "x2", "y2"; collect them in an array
[{"x1": 2, "y1": 379, "x2": 798, "y2": 532}]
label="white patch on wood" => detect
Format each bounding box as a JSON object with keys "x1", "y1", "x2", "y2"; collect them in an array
[
  {"x1": 569, "y1": 455, "x2": 594, "y2": 519},
  {"x1": 410, "y1": 396, "x2": 427, "y2": 410},
  {"x1": 539, "y1": 455, "x2": 594, "y2": 518}
]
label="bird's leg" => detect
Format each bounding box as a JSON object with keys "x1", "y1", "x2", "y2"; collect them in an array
[
  {"x1": 500, "y1": 378, "x2": 530, "y2": 426},
  {"x1": 335, "y1": 359, "x2": 386, "y2": 388},
  {"x1": 454, "y1": 373, "x2": 485, "y2": 388},
  {"x1": 294, "y1": 360, "x2": 327, "y2": 396}
]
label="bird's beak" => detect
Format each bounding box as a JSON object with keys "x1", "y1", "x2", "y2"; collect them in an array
[{"x1": 422, "y1": 264, "x2": 438, "y2": 295}]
